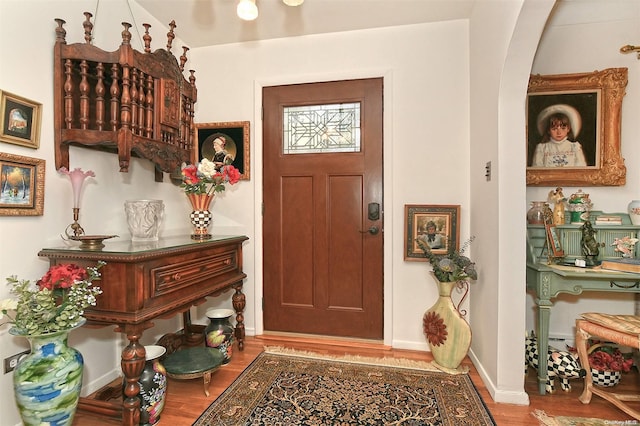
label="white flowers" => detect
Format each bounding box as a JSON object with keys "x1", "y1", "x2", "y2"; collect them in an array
[
  {"x1": 198, "y1": 158, "x2": 218, "y2": 179},
  {"x1": 0, "y1": 298, "x2": 18, "y2": 320}
]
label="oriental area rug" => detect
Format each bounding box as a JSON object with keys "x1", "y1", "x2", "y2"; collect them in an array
[{"x1": 193, "y1": 347, "x2": 496, "y2": 425}]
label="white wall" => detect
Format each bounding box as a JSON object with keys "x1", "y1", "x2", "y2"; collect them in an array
[
  {"x1": 525, "y1": 4, "x2": 640, "y2": 345},
  {"x1": 0, "y1": 1, "x2": 206, "y2": 424},
  {"x1": 469, "y1": 0, "x2": 556, "y2": 405},
  {"x1": 189, "y1": 19, "x2": 473, "y2": 347}
]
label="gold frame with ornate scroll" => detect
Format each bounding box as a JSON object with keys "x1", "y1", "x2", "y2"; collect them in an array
[
  {"x1": 526, "y1": 68, "x2": 627, "y2": 187},
  {"x1": 0, "y1": 152, "x2": 45, "y2": 216},
  {"x1": 195, "y1": 121, "x2": 250, "y2": 180}
]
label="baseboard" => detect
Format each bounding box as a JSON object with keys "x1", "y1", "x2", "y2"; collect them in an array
[
  {"x1": 468, "y1": 348, "x2": 530, "y2": 405},
  {"x1": 389, "y1": 339, "x2": 429, "y2": 352},
  {"x1": 80, "y1": 368, "x2": 121, "y2": 397}
]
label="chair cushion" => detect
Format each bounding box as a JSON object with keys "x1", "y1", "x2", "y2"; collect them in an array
[{"x1": 580, "y1": 313, "x2": 640, "y2": 335}]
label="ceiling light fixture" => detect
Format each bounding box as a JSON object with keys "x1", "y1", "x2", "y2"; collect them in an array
[
  {"x1": 237, "y1": 0, "x2": 258, "y2": 21},
  {"x1": 283, "y1": 0, "x2": 304, "y2": 6}
]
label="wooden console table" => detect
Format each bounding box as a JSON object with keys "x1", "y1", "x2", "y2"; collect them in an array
[{"x1": 38, "y1": 235, "x2": 248, "y2": 426}]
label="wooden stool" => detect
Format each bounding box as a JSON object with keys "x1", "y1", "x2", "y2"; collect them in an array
[
  {"x1": 163, "y1": 347, "x2": 224, "y2": 396},
  {"x1": 575, "y1": 312, "x2": 640, "y2": 419}
]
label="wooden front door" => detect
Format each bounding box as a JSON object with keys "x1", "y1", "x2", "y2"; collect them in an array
[{"x1": 262, "y1": 78, "x2": 383, "y2": 339}]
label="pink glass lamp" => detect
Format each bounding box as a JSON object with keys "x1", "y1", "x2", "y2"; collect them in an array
[{"x1": 58, "y1": 167, "x2": 95, "y2": 238}]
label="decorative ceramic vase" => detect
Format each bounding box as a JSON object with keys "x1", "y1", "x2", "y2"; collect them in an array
[
  {"x1": 628, "y1": 200, "x2": 640, "y2": 225},
  {"x1": 10, "y1": 320, "x2": 85, "y2": 426},
  {"x1": 137, "y1": 345, "x2": 167, "y2": 426},
  {"x1": 567, "y1": 190, "x2": 593, "y2": 224},
  {"x1": 423, "y1": 273, "x2": 471, "y2": 371},
  {"x1": 590, "y1": 368, "x2": 621, "y2": 387},
  {"x1": 187, "y1": 194, "x2": 213, "y2": 240},
  {"x1": 527, "y1": 201, "x2": 548, "y2": 225},
  {"x1": 204, "y1": 308, "x2": 235, "y2": 364},
  {"x1": 124, "y1": 199, "x2": 164, "y2": 242}
]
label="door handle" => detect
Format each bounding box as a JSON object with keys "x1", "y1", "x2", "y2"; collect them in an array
[{"x1": 360, "y1": 226, "x2": 379, "y2": 235}]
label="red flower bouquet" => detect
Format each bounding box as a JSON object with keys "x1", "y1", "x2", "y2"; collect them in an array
[
  {"x1": 180, "y1": 159, "x2": 241, "y2": 196},
  {"x1": 1, "y1": 262, "x2": 104, "y2": 335}
]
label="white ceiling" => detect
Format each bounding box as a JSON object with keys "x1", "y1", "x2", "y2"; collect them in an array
[
  {"x1": 133, "y1": 0, "x2": 476, "y2": 48},
  {"x1": 132, "y1": 0, "x2": 640, "y2": 49}
]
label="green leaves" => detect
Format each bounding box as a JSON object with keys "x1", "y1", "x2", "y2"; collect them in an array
[
  {"x1": 417, "y1": 237, "x2": 477, "y2": 283},
  {"x1": 2, "y1": 261, "x2": 104, "y2": 335}
]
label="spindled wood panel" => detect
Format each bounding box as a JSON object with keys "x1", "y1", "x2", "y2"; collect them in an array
[{"x1": 72, "y1": 335, "x2": 640, "y2": 425}]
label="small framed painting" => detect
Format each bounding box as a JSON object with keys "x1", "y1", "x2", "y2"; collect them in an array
[
  {"x1": 404, "y1": 204, "x2": 460, "y2": 261},
  {"x1": 545, "y1": 224, "x2": 564, "y2": 258},
  {"x1": 195, "y1": 121, "x2": 250, "y2": 180},
  {"x1": 0, "y1": 90, "x2": 42, "y2": 149},
  {"x1": 0, "y1": 152, "x2": 45, "y2": 216}
]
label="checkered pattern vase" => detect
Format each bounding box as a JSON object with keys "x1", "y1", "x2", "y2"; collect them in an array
[
  {"x1": 190, "y1": 209, "x2": 212, "y2": 239},
  {"x1": 590, "y1": 368, "x2": 621, "y2": 387}
]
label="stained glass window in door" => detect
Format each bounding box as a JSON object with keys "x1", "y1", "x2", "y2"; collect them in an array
[{"x1": 283, "y1": 103, "x2": 361, "y2": 154}]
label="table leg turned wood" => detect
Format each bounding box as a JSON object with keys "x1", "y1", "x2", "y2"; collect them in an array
[
  {"x1": 118, "y1": 326, "x2": 147, "y2": 426},
  {"x1": 232, "y1": 283, "x2": 246, "y2": 350}
]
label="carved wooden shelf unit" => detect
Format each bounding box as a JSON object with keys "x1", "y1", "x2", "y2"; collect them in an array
[{"x1": 53, "y1": 13, "x2": 197, "y2": 182}]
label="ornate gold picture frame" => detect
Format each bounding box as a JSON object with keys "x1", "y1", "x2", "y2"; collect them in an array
[
  {"x1": 0, "y1": 152, "x2": 45, "y2": 216},
  {"x1": 404, "y1": 204, "x2": 460, "y2": 261},
  {"x1": 0, "y1": 90, "x2": 42, "y2": 149},
  {"x1": 526, "y1": 68, "x2": 627, "y2": 187},
  {"x1": 195, "y1": 121, "x2": 250, "y2": 180}
]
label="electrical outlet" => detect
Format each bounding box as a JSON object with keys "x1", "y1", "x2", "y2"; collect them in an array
[{"x1": 4, "y1": 350, "x2": 30, "y2": 374}]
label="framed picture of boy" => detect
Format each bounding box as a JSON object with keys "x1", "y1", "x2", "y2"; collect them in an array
[
  {"x1": 404, "y1": 204, "x2": 460, "y2": 261},
  {"x1": 526, "y1": 68, "x2": 627, "y2": 187}
]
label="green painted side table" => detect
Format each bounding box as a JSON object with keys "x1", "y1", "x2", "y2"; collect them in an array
[{"x1": 163, "y1": 347, "x2": 224, "y2": 396}]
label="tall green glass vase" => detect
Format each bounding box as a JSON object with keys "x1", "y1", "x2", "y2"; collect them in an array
[
  {"x1": 10, "y1": 320, "x2": 85, "y2": 426},
  {"x1": 423, "y1": 273, "x2": 472, "y2": 373}
]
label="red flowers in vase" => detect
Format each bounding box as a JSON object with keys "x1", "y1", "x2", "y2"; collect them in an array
[{"x1": 587, "y1": 342, "x2": 634, "y2": 373}]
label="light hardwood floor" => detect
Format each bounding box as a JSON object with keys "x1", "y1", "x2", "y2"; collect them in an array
[{"x1": 72, "y1": 335, "x2": 640, "y2": 425}]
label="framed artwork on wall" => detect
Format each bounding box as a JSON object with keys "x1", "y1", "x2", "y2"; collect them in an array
[
  {"x1": 0, "y1": 90, "x2": 42, "y2": 149},
  {"x1": 404, "y1": 204, "x2": 460, "y2": 261},
  {"x1": 526, "y1": 67, "x2": 627, "y2": 187},
  {"x1": 195, "y1": 121, "x2": 250, "y2": 180},
  {"x1": 0, "y1": 152, "x2": 45, "y2": 216}
]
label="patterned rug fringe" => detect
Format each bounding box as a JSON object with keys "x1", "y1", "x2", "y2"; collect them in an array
[
  {"x1": 263, "y1": 345, "x2": 454, "y2": 373},
  {"x1": 532, "y1": 409, "x2": 560, "y2": 426},
  {"x1": 531, "y1": 409, "x2": 617, "y2": 426}
]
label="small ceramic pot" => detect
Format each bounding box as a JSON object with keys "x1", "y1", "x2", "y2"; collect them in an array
[
  {"x1": 204, "y1": 309, "x2": 235, "y2": 364},
  {"x1": 590, "y1": 368, "x2": 621, "y2": 387}
]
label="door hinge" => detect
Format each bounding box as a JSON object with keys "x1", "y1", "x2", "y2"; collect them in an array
[
  {"x1": 262, "y1": 297, "x2": 264, "y2": 310},
  {"x1": 262, "y1": 202, "x2": 264, "y2": 216}
]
